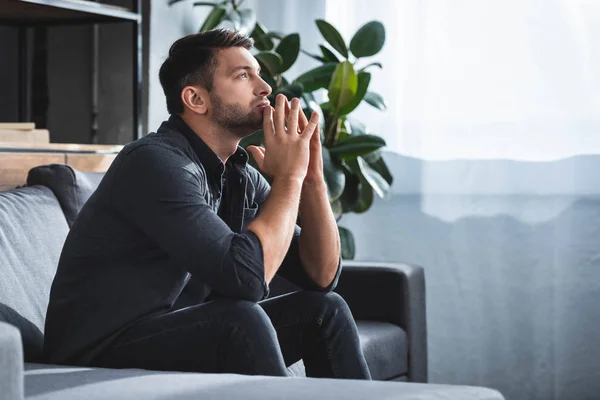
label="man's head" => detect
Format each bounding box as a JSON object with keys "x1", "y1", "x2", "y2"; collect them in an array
[{"x1": 159, "y1": 29, "x2": 272, "y2": 136}]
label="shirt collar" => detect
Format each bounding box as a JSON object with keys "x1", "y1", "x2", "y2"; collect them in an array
[{"x1": 161, "y1": 114, "x2": 249, "y2": 177}]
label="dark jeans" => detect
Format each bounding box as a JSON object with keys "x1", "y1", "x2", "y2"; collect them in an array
[{"x1": 91, "y1": 291, "x2": 371, "y2": 379}]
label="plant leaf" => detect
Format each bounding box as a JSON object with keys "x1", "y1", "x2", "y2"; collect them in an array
[
  {"x1": 320, "y1": 101, "x2": 332, "y2": 112},
  {"x1": 200, "y1": 6, "x2": 227, "y2": 31},
  {"x1": 237, "y1": 9, "x2": 256, "y2": 35},
  {"x1": 345, "y1": 159, "x2": 374, "y2": 213},
  {"x1": 329, "y1": 134, "x2": 386, "y2": 159},
  {"x1": 255, "y1": 51, "x2": 283, "y2": 76},
  {"x1": 362, "y1": 151, "x2": 393, "y2": 185},
  {"x1": 224, "y1": 10, "x2": 241, "y2": 29},
  {"x1": 294, "y1": 63, "x2": 337, "y2": 93},
  {"x1": 357, "y1": 156, "x2": 391, "y2": 198},
  {"x1": 364, "y1": 91, "x2": 387, "y2": 110},
  {"x1": 301, "y1": 92, "x2": 326, "y2": 131},
  {"x1": 330, "y1": 199, "x2": 343, "y2": 219},
  {"x1": 359, "y1": 62, "x2": 383, "y2": 72},
  {"x1": 320, "y1": 45, "x2": 340, "y2": 63},
  {"x1": 338, "y1": 226, "x2": 355, "y2": 259},
  {"x1": 266, "y1": 31, "x2": 284, "y2": 40},
  {"x1": 323, "y1": 148, "x2": 346, "y2": 201},
  {"x1": 300, "y1": 49, "x2": 327, "y2": 63},
  {"x1": 328, "y1": 61, "x2": 358, "y2": 112},
  {"x1": 339, "y1": 164, "x2": 360, "y2": 212},
  {"x1": 275, "y1": 33, "x2": 300, "y2": 73},
  {"x1": 251, "y1": 22, "x2": 274, "y2": 51},
  {"x1": 354, "y1": 181, "x2": 374, "y2": 213},
  {"x1": 346, "y1": 117, "x2": 366, "y2": 135},
  {"x1": 273, "y1": 83, "x2": 304, "y2": 99},
  {"x1": 350, "y1": 21, "x2": 386, "y2": 58},
  {"x1": 339, "y1": 71, "x2": 371, "y2": 116},
  {"x1": 316, "y1": 20, "x2": 349, "y2": 58}
]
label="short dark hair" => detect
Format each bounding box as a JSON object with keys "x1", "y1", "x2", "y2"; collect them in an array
[{"x1": 159, "y1": 29, "x2": 254, "y2": 114}]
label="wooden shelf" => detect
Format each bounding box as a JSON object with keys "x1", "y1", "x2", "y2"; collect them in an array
[
  {"x1": 0, "y1": 0, "x2": 140, "y2": 25},
  {"x1": 0, "y1": 142, "x2": 123, "y2": 154}
]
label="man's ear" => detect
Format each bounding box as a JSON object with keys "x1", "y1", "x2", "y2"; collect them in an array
[{"x1": 181, "y1": 86, "x2": 209, "y2": 115}]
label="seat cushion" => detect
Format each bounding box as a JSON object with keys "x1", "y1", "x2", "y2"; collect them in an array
[
  {"x1": 27, "y1": 164, "x2": 105, "y2": 227},
  {"x1": 286, "y1": 320, "x2": 407, "y2": 381},
  {"x1": 0, "y1": 186, "x2": 70, "y2": 362},
  {"x1": 357, "y1": 321, "x2": 408, "y2": 380},
  {"x1": 24, "y1": 363, "x2": 505, "y2": 400}
]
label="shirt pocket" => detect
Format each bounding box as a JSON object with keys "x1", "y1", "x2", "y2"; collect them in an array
[{"x1": 242, "y1": 202, "x2": 259, "y2": 231}]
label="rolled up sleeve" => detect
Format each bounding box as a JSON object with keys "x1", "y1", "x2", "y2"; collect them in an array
[{"x1": 111, "y1": 144, "x2": 268, "y2": 302}]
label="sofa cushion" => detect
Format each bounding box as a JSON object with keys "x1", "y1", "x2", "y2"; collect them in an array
[
  {"x1": 24, "y1": 363, "x2": 505, "y2": 400},
  {"x1": 358, "y1": 321, "x2": 408, "y2": 380},
  {"x1": 27, "y1": 164, "x2": 105, "y2": 227},
  {"x1": 0, "y1": 186, "x2": 70, "y2": 362},
  {"x1": 286, "y1": 321, "x2": 408, "y2": 380}
]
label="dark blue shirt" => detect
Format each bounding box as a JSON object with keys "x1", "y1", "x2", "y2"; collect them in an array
[{"x1": 43, "y1": 115, "x2": 341, "y2": 365}]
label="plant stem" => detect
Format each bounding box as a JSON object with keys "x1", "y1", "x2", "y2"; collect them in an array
[{"x1": 325, "y1": 116, "x2": 340, "y2": 147}]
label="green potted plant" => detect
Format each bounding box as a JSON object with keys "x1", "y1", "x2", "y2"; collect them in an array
[{"x1": 169, "y1": 0, "x2": 393, "y2": 259}]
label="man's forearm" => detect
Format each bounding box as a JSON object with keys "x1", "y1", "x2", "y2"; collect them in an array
[
  {"x1": 298, "y1": 181, "x2": 341, "y2": 288},
  {"x1": 248, "y1": 176, "x2": 303, "y2": 284}
]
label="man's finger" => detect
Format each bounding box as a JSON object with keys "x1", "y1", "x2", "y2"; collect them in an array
[
  {"x1": 287, "y1": 98, "x2": 300, "y2": 135},
  {"x1": 262, "y1": 105, "x2": 275, "y2": 143},
  {"x1": 247, "y1": 146, "x2": 265, "y2": 170},
  {"x1": 298, "y1": 106, "x2": 309, "y2": 132},
  {"x1": 284, "y1": 98, "x2": 291, "y2": 130},
  {"x1": 300, "y1": 111, "x2": 319, "y2": 139},
  {"x1": 311, "y1": 123, "x2": 321, "y2": 144},
  {"x1": 274, "y1": 94, "x2": 286, "y2": 134}
]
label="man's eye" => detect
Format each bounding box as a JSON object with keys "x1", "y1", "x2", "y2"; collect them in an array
[{"x1": 239, "y1": 72, "x2": 248, "y2": 78}]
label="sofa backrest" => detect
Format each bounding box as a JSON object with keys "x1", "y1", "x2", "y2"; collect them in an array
[
  {"x1": 27, "y1": 164, "x2": 105, "y2": 227},
  {"x1": 0, "y1": 164, "x2": 105, "y2": 362},
  {"x1": 0, "y1": 185, "x2": 69, "y2": 362}
]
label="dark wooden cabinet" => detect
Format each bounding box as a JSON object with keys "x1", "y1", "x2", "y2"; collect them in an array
[{"x1": 0, "y1": 0, "x2": 143, "y2": 142}]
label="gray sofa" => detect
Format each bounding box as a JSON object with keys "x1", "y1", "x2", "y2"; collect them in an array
[{"x1": 0, "y1": 164, "x2": 505, "y2": 400}]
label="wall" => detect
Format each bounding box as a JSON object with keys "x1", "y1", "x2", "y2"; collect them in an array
[{"x1": 340, "y1": 152, "x2": 600, "y2": 400}]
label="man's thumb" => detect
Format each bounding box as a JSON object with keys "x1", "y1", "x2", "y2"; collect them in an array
[{"x1": 247, "y1": 146, "x2": 265, "y2": 169}]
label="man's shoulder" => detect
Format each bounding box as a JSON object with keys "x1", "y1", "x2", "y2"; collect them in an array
[
  {"x1": 122, "y1": 131, "x2": 190, "y2": 158},
  {"x1": 113, "y1": 133, "x2": 205, "y2": 180}
]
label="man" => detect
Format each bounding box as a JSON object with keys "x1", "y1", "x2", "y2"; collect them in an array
[{"x1": 43, "y1": 28, "x2": 371, "y2": 379}]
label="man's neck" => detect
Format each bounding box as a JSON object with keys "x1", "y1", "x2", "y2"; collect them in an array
[{"x1": 179, "y1": 114, "x2": 239, "y2": 164}]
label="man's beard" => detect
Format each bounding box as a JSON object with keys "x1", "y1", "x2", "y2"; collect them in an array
[{"x1": 210, "y1": 92, "x2": 263, "y2": 137}]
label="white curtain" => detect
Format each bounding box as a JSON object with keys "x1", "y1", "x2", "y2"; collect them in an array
[
  {"x1": 326, "y1": 0, "x2": 600, "y2": 161},
  {"x1": 327, "y1": 2, "x2": 600, "y2": 400}
]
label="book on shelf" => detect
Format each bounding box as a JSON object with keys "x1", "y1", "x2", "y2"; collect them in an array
[
  {"x1": 0, "y1": 129, "x2": 50, "y2": 146},
  {"x1": 0, "y1": 122, "x2": 36, "y2": 130}
]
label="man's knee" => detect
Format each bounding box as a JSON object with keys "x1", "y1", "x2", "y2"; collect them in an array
[
  {"x1": 300, "y1": 291, "x2": 353, "y2": 321},
  {"x1": 217, "y1": 299, "x2": 277, "y2": 337}
]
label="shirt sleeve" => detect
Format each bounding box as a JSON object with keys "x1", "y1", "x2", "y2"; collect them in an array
[
  {"x1": 248, "y1": 166, "x2": 342, "y2": 292},
  {"x1": 111, "y1": 144, "x2": 269, "y2": 302}
]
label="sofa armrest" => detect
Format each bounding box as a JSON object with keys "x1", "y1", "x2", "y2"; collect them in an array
[
  {"x1": 0, "y1": 322, "x2": 24, "y2": 400},
  {"x1": 334, "y1": 261, "x2": 428, "y2": 383}
]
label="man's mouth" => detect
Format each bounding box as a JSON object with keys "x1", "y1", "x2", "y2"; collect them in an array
[{"x1": 255, "y1": 100, "x2": 270, "y2": 108}]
